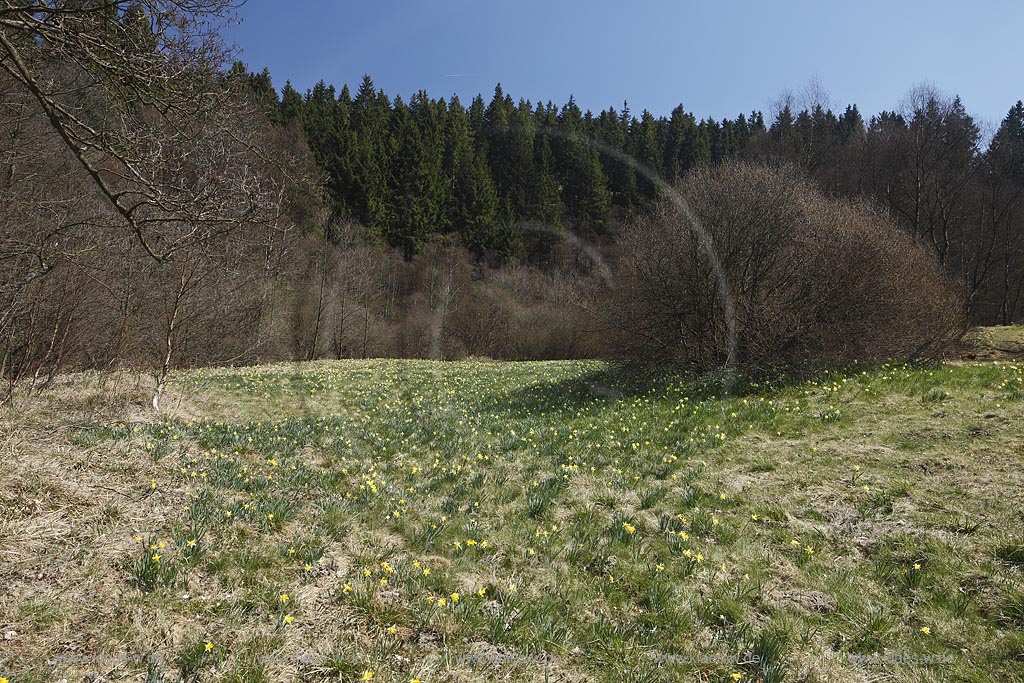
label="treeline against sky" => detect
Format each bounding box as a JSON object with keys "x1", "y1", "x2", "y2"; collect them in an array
[
  {"x1": 3, "y1": 0, "x2": 1021, "y2": 403},
  {"x1": 241, "y1": 67, "x2": 764, "y2": 257},
  {"x1": 241, "y1": 66, "x2": 1024, "y2": 325}
]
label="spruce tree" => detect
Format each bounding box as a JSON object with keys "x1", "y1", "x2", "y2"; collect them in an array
[
  {"x1": 526, "y1": 130, "x2": 566, "y2": 257},
  {"x1": 350, "y1": 75, "x2": 393, "y2": 238},
  {"x1": 555, "y1": 97, "x2": 611, "y2": 234},
  {"x1": 595, "y1": 105, "x2": 638, "y2": 207},
  {"x1": 386, "y1": 96, "x2": 447, "y2": 257},
  {"x1": 444, "y1": 90, "x2": 516, "y2": 258},
  {"x1": 990, "y1": 101, "x2": 1024, "y2": 180},
  {"x1": 838, "y1": 104, "x2": 865, "y2": 144},
  {"x1": 630, "y1": 110, "x2": 661, "y2": 198},
  {"x1": 247, "y1": 67, "x2": 280, "y2": 114},
  {"x1": 279, "y1": 81, "x2": 303, "y2": 126}
]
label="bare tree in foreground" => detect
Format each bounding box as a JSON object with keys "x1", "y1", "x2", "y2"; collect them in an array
[
  {"x1": 0, "y1": 1, "x2": 270, "y2": 260},
  {"x1": 0, "y1": 2, "x2": 318, "y2": 407}
]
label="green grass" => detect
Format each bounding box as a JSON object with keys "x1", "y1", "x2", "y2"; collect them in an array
[{"x1": 2, "y1": 347, "x2": 1024, "y2": 682}]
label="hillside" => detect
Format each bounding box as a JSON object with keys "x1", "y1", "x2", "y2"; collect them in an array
[{"x1": 2, "y1": 334, "x2": 1024, "y2": 682}]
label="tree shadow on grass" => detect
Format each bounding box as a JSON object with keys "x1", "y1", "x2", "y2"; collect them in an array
[
  {"x1": 467, "y1": 362, "x2": 744, "y2": 421},
  {"x1": 469, "y1": 359, "x2": 894, "y2": 421}
]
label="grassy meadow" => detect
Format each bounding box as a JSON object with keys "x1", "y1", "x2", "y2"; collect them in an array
[{"x1": 2, "y1": 332, "x2": 1024, "y2": 682}]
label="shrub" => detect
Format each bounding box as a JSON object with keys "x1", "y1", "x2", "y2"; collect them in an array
[{"x1": 608, "y1": 162, "x2": 966, "y2": 371}]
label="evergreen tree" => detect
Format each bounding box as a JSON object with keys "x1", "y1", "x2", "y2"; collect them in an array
[
  {"x1": 989, "y1": 102, "x2": 1024, "y2": 182},
  {"x1": 445, "y1": 95, "x2": 499, "y2": 253},
  {"x1": 838, "y1": 104, "x2": 865, "y2": 143},
  {"x1": 504, "y1": 101, "x2": 538, "y2": 217},
  {"x1": 674, "y1": 108, "x2": 709, "y2": 172},
  {"x1": 468, "y1": 94, "x2": 487, "y2": 146},
  {"x1": 983, "y1": 101, "x2": 1024, "y2": 323},
  {"x1": 709, "y1": 118, "x2": 734, "y2": 163},
  {"x1": 769, "y1": 104, "x2": 797, "y2": 159},
  {"x1": 526, "y1": 129, "x2": 566, "y2": 256},
  {"x1": 595, "y1": 105, "x2": 638, "y2": 207},
  {"x1": 253, "y1": 70, "x2": 783, "y2": 258},
  {"x1": 632, "y1": 110, "x2": 661, "y2": 197},
  {"x1": 298, "y1": 80, "x2": 347, "y2": 216},
  {"x1": 483, "y1": 86, "x2": 536, "y2": 221},
  {"x1": 749, "y1": 111, "x2": 766, "y2": 134},
  {"x1": 350, "y1": 75, "x2": 393, "y2": 237},
  {"x1": 279, "y1": 80, "x2": 303, "y2": 125},
  {"x1": 555, "y1": 97, "x2": 611, "y2": 234},
  {"x1": 248, "y1": 67, "x2": 280, "y2": 114},
  {"x1": 385, "y1": 95, "x2": 448, "y2": 257}
]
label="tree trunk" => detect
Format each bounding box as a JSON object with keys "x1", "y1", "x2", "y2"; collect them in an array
[{"x1": 153, "y1": 248, "x2": 192, "y2": 411}]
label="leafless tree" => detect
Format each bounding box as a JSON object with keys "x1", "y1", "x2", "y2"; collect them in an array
[
  {"x1": 0, "y1": 1, "x2": 277, "y2": 261},
  {"x1": 0, "y1": 3, "x2": 322, "y2": 405},
  {"x1": 609, "y1": 162, "x2": 965, "y2": 372}
]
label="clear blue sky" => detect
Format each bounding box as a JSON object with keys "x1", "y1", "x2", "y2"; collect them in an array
[{"x1": 227, "y1": 0, "x2": 1024, "y2": 131}]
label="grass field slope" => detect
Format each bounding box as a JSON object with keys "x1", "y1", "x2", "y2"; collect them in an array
[{"x1": 2, "y1": 331, "x2": 1024, "y2": 682}]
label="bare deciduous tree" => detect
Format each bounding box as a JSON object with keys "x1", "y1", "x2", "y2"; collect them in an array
[
  {"x1": 0, "y1": 3, "x2": 321, "y2": 406},
  {"x1": 609, "y1": 162, "x2": 966, "y2": 372},
  {"x1": 0, "y1": 1, "x2": 271, "y2": 260}
]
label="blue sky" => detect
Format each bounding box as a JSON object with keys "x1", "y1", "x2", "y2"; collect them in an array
[{"x1": 227, "y1": 0, "x2": 1024, "y2": 132}]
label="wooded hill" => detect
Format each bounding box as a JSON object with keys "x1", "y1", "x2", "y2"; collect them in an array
[{"x1": 244, "y1": 68, "x2": 1024, "y2": 325}]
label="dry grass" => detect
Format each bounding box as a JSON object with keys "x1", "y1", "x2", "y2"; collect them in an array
[{"x1": 962, "y1": 325, "x2": 1024, "y2": 361}]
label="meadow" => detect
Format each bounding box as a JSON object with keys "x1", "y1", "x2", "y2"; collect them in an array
[{"x1": 2, "y1": 332, "x2": 1024, "y2": 682}]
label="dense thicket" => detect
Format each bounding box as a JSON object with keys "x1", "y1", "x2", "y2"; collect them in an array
[
  {"x1": 252, "y1": 67, "x2": 1024, "y2": 325},
  {"x1": 610, "y1": 163, "x2": 966, "y2": 370}
]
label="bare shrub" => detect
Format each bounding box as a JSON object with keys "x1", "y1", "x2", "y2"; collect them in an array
[
  {"x1": 407, "y1": 242, "x2": 605, "y2": 361},
  {"x1": 446, "y1": 264, "x2": 604, "y2": 360},
  {"x1": 609, "y1": 161, "x2": 966, "y2": 371}
]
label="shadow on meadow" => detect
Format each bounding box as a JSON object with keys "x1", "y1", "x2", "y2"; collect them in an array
[
  {"x1": 469, "y1": 356, "x2": 958, "y2": 424},
  {"x1": 469, "y1": 362, "x2": 821, "y2": 420}
]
